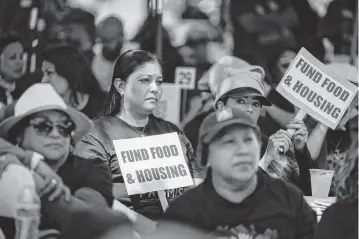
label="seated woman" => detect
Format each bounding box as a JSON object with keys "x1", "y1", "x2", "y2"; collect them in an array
[
  {"x1": 0, "y1": 83, "x2": 114, "y2": 237},
  {"x1": 75, "y1": 50, "x2": 203, "y2": 221},
  {"x1": 41, "y1": 44, "x2": 107, "y2": 119},
  {"x1": 161, "y1": 107, "x2": 317, "y2": 238}
]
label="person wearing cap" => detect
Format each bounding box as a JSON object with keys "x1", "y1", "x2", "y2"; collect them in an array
[
  {"x1": 214, "y1": 65, "x2": 316, "y2": 195},
  {"x1": 306, "y1": 63, "x2": 358, "y2": 198},
  {"x1": 92, "y1": 16, "x2": 125, "y2": 92},
  {"x1": 161, "y1": 107, "x2": 317, "y2": 238},
  {"x1": 182, "y1": 56, "x2": 252, "y2": 153},
  {"x1": 0, "y1": 83, "x2": 115, "y2": 237}
]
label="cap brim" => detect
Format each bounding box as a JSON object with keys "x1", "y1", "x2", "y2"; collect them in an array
[
  {"x1": 202, "y1": 118, "x2": 258, "y2": 144},
  {"x1": 228, "y1": 91, "x2": 272, "y2": 106},
  {"x1": 0, "y1": 105, "x2": 92, "y2": 144}
]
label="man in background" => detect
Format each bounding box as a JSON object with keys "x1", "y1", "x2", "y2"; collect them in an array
[{"x1": 92, "y1": 16, "x2": 124, "y2": 92}]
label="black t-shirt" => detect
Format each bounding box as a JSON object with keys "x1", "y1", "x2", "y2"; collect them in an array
[
  {"x1": 76, "y1": 114, "x2": 202, "y2": 220},
  {"x1": 161, "y1": 172, "x2": 317, "y2": 239},
  {"x1": 314, "y1": 200, "x2": 358, "y2": 239},
  {"x1": 56, "y1": 154, "x2": 114, "y2": 207}
]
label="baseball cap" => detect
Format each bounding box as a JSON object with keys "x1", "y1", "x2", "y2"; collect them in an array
[
  {"x1": 197, "y1": 56, "x2": 251, "y2": 95},
  {"x1": 214, "y1": 66, "x2": 272, "y2": 108},
  {"x1": 197, "y1": 107, "x2": 259, "y2": 166}
]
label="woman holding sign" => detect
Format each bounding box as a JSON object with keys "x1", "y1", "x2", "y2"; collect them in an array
[
  {"x1": 76, "y1": 50, "x2": 202, "y2": 221},
  {"x1": 213, "y1": 65, "x2": 316, "y2": 195}
]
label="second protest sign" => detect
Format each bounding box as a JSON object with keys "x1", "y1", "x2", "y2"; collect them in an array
[
  {"x1": 113, "y1": 132, "x2": 194, "y2": 195},
  {"x1": 276, "y1": 48, "x2": 358, "y2": 129}
]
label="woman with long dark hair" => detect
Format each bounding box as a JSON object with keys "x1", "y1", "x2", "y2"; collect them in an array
[
  {"x1": 76, "y1": 50, "x2": 202, "y2": 221},
  {"x1": 41, "y1": 44, "x2": 106, "y2": 119}
]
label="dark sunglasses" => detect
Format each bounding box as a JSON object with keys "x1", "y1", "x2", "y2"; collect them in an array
[{"x1": 28, "y1": 118, "x2": 76, "y2": 138}]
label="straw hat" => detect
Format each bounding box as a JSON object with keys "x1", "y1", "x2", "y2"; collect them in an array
[{"x1": 0, "y1": 83, "x2": 93, "y2": 143}]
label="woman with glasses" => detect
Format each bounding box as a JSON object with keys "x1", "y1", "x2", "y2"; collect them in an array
[
  {"x1": 0, "y1": 83, "x2": 114, "y2": 238},
  {"x1": 75, "y1": 50, "x2": 203, "y2": 221},
  {"x1": 41, "y1": 44, "x2": 106, "y2": 119}
]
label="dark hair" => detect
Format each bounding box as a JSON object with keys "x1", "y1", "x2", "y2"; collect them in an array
[
  {"x1": 97, "y1": 50, "x2": 162, "y2": 118},
  {"x1": 0, "y1": 33, "x2": 22, "y2": 55},
  {"x1": 42, "y1": 44, "x2": 102, "y2": 104}
]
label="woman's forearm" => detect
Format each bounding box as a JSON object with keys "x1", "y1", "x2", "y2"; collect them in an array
[
  {"x1": 307, "y1": 123, "x2": 328, "y2": 160},
  {"x1": 259, "y1": 152, "x2": 274, "y2": 171}
]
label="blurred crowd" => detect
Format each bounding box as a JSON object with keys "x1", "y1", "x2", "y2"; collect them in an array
[{"x1": 0, "y1": 0, "x2": 357, "y2": 239}]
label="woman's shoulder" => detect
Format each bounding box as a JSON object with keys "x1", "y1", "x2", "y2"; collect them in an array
[
  {"x1": 86, "y1": 116, "x2": 117, "y2": 138},
  {"x1": 149, "y1": 114, "x2": 182, "y2": 133}
]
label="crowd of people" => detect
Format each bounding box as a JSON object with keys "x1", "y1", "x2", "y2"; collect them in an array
[{"x1": 0, "y1": 0, "x2": 357, "y2": 238}]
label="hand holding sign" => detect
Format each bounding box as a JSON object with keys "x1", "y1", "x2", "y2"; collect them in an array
[
  {"x1": 286, "y1": 119, "x2": 308, "y2": 151},
  {"x1": 276, "y1": 48, "x2": 358, "y2": 130},
  {"x1": 275, "y1": 48, "x2": 358, "y2": 152},
  {"x1": 266, "y1": 129, "x2": 293, "y2": 157}
]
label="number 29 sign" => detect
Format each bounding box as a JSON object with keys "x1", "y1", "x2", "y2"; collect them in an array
[{"x1": 175, "y1": 67, "x2": 196, "y2": 90}]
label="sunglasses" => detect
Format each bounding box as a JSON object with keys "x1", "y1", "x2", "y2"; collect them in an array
[{"x1": 28, "y1": 118, "x2": 76, "y2": 138}]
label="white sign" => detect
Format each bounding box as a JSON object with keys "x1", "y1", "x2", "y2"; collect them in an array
[
  {"x1": 113, "y1": 133, "x2": 194, "y2": 195},
  {"x1": 153, "y1": 83, "x2": 181, "y2": 125},
  {"x1": 276, "y1": 48, "x2": 358, "y2": 129},
  {"x1": 175, "y1": 67, "x2": 196, "y2": 90}
]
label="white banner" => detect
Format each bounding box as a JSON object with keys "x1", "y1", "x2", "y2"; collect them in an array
[
  {"x1": 113, "y1": 133, "x2": 194, "y2": 195},
  {"x1": 276, "y1": 48, "x2": 358, "y2": 129}
]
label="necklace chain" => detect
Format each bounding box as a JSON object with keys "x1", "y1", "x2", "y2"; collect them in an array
[{"x1": 116, "y1": 115, "x2": 146, "y2": 137}]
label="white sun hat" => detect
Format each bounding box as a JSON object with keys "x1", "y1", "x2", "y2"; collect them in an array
[{"x1": 0, "y1": 83, "x2": 93, "y2": 143}]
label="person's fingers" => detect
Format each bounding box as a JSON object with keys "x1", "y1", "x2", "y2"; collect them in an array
[
  {"x1": 274, "y1": 132, "x2": 292, "y2": 144},
  {"x1": 41, "y1": 178, "x2": 57, "y2": 196},
  {"x1": 273, "y1": 139, "x2": 290, "y2": 152},
  {"x1": 272, "y1": 129, "x2": 291, "y2": 140},
  {"x1": 48, "y1": 183, "x2": 63, "y2": 202},
  {"x1": 294, "y1": 136, "x2": 306, "y2": 143},
  {"x1": 64, "y1": 186, "x2": 71, "y2": 202},
  {"x1": 292, "y1": 128, "x2": 308, "y2": 138},
  {"x1": 286, "y1": 123, "x2": 306, "y2": 131},
  {"x1": 290, "y1": 118, "x2": 305, "y2": 124}
]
